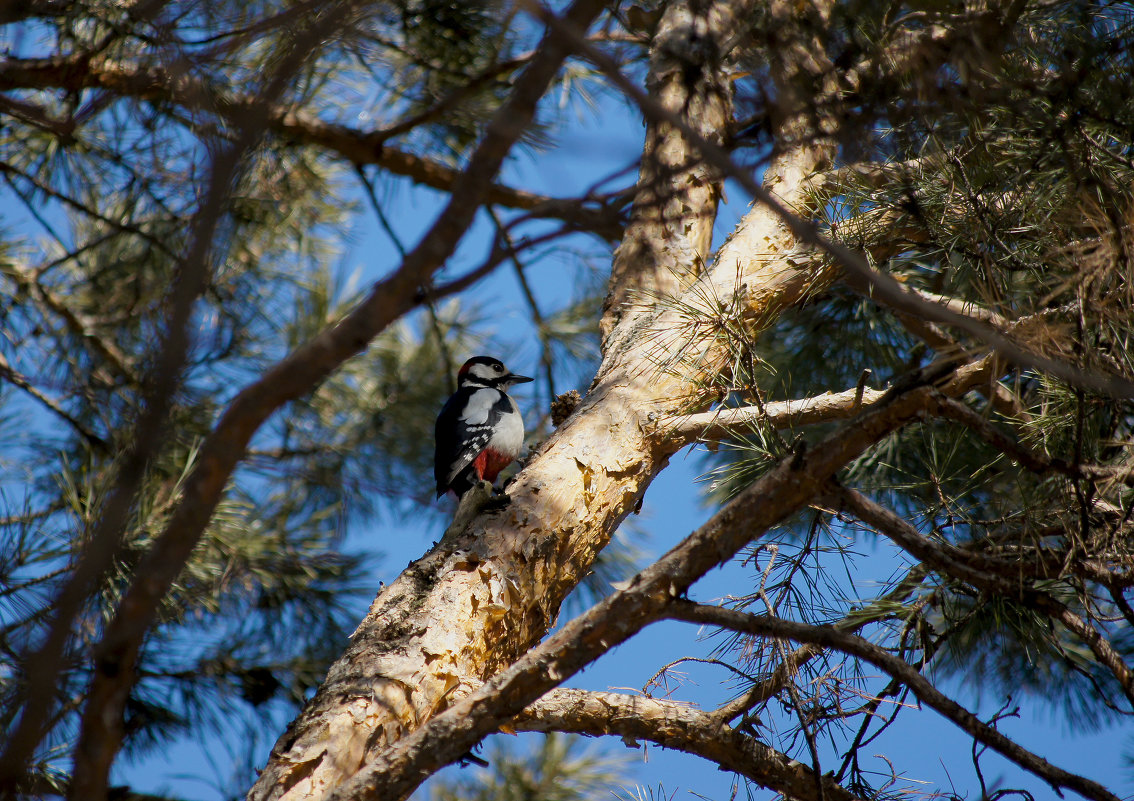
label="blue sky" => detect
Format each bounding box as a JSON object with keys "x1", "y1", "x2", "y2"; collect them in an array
[
  {"x1": 116, "y1": 90, "x2": 1132, "y2": 800},
  {"x1": 0, "y1": 38, "x2": 1126, "y2": 799}
]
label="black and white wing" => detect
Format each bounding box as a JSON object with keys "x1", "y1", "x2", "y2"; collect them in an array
[{"x1": 434, "y1": 386, "x2": 501, "y2": 497}]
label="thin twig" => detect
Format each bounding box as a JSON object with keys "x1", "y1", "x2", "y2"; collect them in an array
[
  {"x1": 834, "y1": 487, "x2": 1134, "y2": 709},
  {"x1": 755, "y1": 545, "x2": 828, "y2": 801},
  {"x1": 0, "y1": 353, "x2": 109, "y2": 451}
]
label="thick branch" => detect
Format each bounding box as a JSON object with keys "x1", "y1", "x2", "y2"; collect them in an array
[
  {"x1": 599, "y1": 0, "x2": 742, "y2": 338},
  {"x1": 313, "y1": 385, "x2": 955, "y2": 801},
  {"x1": 1, "y1": 27, "x2": 286, "y2": 792},
  {"x1": 0, "y1": 0, "x2": 70, "y2": 24},
  {"x1": 0, "y1": 4, "x2": 600, "y2": 800},
  {"x1": 232, "y1": 9, "x2": 605, "y2": 800},
  {"x1": 65, "y1": 10, "x2": 354, "y2": 797},
  {"x1": 0, "y1": 55, "x2": 622, "y2": 238},
  {"x1": 518, "y1": 689, "x2": 865, "y2": 801},
  {"x1": 249, "y1": 26, "x2": 1020, "y2": 792},
  {"x1": 667, "y1": 601, "x2": 1120, "y2": 801},
  {"x1": 552, "y1": 11, "x2": 1134, "y2": 398}
]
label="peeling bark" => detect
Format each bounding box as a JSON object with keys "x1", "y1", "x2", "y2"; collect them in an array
[
  {"x1": 310, "y1": 384, "x2": 956, "y2": 801},
  {"x1": 599, "y1": 0, "x2": 744, "y2": 341},
  {"x1": 247, "y1": 2, "x2": 852, "y2": 800}
]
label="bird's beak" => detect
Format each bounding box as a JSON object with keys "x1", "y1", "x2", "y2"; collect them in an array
[{"x1": 506, "y1": 373, "x2": 534, "y2": 385}]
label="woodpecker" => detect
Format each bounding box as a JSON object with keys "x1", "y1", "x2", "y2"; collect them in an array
[{"x1": 434, "y1": 355, "x2": 533, "y2": 499}]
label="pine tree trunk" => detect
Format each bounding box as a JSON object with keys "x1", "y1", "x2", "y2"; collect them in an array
[{"x1": 245, "y1": 3, "x2": 839, "y2": 799}]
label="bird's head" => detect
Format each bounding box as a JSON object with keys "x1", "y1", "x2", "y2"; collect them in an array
[{"x1": 456, "y1": 356, "x2": 534, "y2": 390}]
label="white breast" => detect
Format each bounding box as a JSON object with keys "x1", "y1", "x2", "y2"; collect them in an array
[{"x1": 487, "y1": 394, "x2": 524, "y2": 457}]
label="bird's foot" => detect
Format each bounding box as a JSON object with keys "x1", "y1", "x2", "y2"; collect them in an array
[{"x1": 456, "y1": 746, "x2": 489, "y2": 768}]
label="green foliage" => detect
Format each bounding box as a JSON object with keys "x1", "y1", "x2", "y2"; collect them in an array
[
  {"x1": 0, "y1": 0, "x2": 612, "y2": 788},
  {"x1": 426, "y1": 733, "x2": 631, "y2": 801},
  {"x1": 688, "y1": 0, "x2": 1134, "y2": 776},
  {"x1": 811, "y1": 0, "x2": 1134, "y2": 733},
  {"x1": 3, "y1": 0, "x2": 1132, "y2": 796},
  {"x1": 385, "y1": 0, "x2": 519, "y2": 153},
  {"x1": 932, "y1": 591, "x2": 1131, "y2": 731}
]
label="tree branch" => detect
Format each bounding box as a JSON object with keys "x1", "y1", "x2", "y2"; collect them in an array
[
  {"x1": 249, "y1": 4, "x2": 1032, "y2": 798},
  {"x1": 659, "y1": 384, "x2": 888, "y2": 445},
  {"x1": 313, "y1": 385, "x2": 954, "y2": 801},
  {"x1": 0, "y1": 92, "x2": 76, "y2": 137},
  {"x1": 63, "y1": 8, "x2": 356, "y2": 796},
  {"x1": 891, "y1": 308, "x2": 1029, "y2": 421},
  {"x1": 833, "y1": 486, "x2": 1134, "y2": 710},
  {"x1": 272, "y1": 111, "x2": 625, "y2": 237},
  {"x1": 517, "y1": 688, "x2": 866, "y2": 801},
  {"x1": 0, "y1": 352, "x2": 109, "y2": 450},
  {"x1": 710, "y1": 562, "x2": 931, "y2": 724},
  {"x1": 935, "y1": 396, "x2": 1134, "y2": 488},
  {"x1": 0, "y1": 0, "x2": 70, "y2": 24},
  {"x1": 0, "y1": 23, "x2": 290, "y2": 789},
  {"x1": 545, "y1": 9, "x2": 1134, "y2": 399},
  {"x1": 598, "y1": 0, "x2": 744, "y2": 339},
  {"x1": 0, "y1": 55, "x2": 624, "y2": 239},
  {"x1": 4, "y1": 260, "x2": 135, "y2": 380},
  {"x1": 667, "y1": 601, "x2": 1120, "y2": 801}
]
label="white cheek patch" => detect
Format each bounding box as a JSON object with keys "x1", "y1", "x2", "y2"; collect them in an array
[
  {"x1": 468, "y1": 364, "x2": 499, "y2": 382},
  {"x1": 461, "y1": 388, "x2": 498, "y2": 425}
]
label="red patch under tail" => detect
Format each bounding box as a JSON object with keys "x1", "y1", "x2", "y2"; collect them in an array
[{"x1": 473, "y1": 448, "x2": 514, "y2": 483}]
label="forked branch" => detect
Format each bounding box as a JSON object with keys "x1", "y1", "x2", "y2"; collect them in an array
[
  {"x1": 315, "y1": 385, "x2": 961, "y2": 801},
  {"x1": 834, "y1": 487, "x2": 1134, "y2": 709},
  {"x1": 667, "y1": 601, "x2": 1120, "y2": 801}
]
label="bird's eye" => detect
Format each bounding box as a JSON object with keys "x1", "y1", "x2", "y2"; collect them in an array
[{"x1": 495, "y1": 364, "x2": 504, "y2": 373}]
